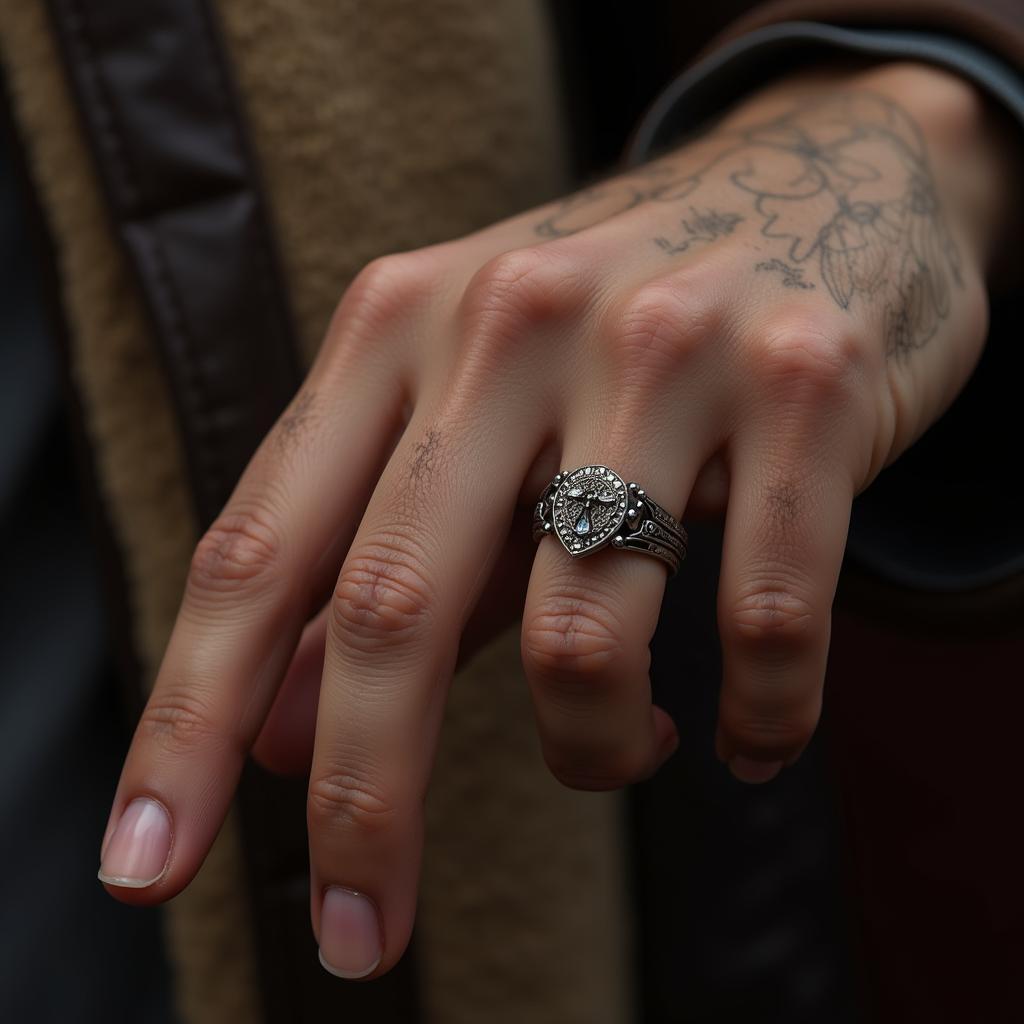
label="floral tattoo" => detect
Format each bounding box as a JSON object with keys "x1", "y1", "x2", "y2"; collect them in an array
[{"x1": 534, "y1": 93, "x2": 962, "y2": 360}]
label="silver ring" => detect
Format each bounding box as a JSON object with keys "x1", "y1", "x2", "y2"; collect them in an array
[{"x1": 532, "y1": 465, "x2": 687, "y2": 577}]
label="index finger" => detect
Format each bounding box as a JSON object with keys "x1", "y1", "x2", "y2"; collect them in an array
[{"x1": 96, "y1": 364, "x2": 405, "y2": 898}]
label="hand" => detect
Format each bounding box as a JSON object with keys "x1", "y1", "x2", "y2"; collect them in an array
[{"x1": 97, "y1": 62, "x2": 1010, "y2": 979}]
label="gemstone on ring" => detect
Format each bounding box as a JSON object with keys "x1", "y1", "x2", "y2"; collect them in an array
[
  {"x1": 532, "y1": 464, "x2": 687, "y2": 577},
  {"x1": 551, "y1": 465, "x2": 627, "y2": 558}
]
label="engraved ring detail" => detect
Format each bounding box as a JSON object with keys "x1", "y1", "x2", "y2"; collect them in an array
[{"x1": 532, "y1": 465, "x2": 687, "y2": 577}]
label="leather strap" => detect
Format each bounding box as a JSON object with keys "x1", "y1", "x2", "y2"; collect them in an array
[
  {"x1": 44, "y1": 1, "x2": 418, "y2": 1018},
  {"x1": 46, "y1": 0, "x2": 299, "y2": 518}
]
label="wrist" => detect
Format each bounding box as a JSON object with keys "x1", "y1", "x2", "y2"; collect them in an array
[{"x1": 860, "y1": 62, "x2": 1020, "y2": 281}]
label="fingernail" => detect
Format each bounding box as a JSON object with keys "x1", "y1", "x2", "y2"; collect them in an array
[
  {"x1": 319, "y1": 886, "x2": 382, "y2": 979},
  {"x1": 97, "y1": 797, "x2": 172, "y2": 888},
  {"x1": 729, "y1": 756, "x2": 783, "y2": 784}
]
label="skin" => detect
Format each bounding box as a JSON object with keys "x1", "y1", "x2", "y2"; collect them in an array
[{"x1": 98, "y1": 62, "x2": 1019, "y2": 976}]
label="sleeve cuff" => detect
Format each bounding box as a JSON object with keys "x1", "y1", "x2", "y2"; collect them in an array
[{"x1": 625, "y1": 21, "x2": 1024, "y2": 163}]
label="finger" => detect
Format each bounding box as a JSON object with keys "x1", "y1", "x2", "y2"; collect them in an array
[
  {"x1": 455, "y1": 493, "x2": 544, "y2": 666},
  {"x1": 251, "y1": 495, "x2": 546, "y2": 780},
  {"x1": 686, "y1": 451, "x2": 730, "y2": 519},
  {"x1": 307, "y1": 393, "x2": 547, "y2": 979},
  {"x1": 521, "y1": 448, "x2": 695, "y2": 790},
  {"x1": 519, "y1": 270, "x2": 729, "y2": 789},
  {"x1": 96, "y1": 259, "x2": 421, "y2": 901},
  {"x1": 252, "y1": 606, "x2": 329, "y2": 778},
  {"x1": 715, "y1": 340, "x2": 857, "y2": 784}
]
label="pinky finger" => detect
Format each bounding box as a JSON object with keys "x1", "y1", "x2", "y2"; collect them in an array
[{"x1": 715, "y1": 436, "x2": 853, "y2": 783}]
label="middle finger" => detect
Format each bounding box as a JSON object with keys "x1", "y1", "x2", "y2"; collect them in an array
[{"x1": 307, "y1": 369, "x2": 551, "y2": 979}]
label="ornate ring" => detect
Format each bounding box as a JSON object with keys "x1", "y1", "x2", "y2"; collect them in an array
[{"x1": 532, "y1": 465, "x2": 687, "y2": 577}]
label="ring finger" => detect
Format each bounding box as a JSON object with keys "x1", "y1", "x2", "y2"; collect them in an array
[{"x1": 520, "y1": 286, "x2": 723, "y2": 788}]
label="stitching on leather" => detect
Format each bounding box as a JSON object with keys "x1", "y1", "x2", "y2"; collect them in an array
[
  {"x1": 136, "y1": 228, "x2": 228, "y2": 506},
  {"x1": 60, "y1": 0, "x2": 139, "y2": 207},
  {"x1": 58, "y1": 0, "x2": 228, "y2": 517},
  {"x1": 192, "y1": 0, "x2": 297, "y2": 367},
  {"x1": 142, "y1": 221, "x2": 228, "y2": 516},
  {"x1": 186, "y1": 0, "x2": 297, "y2": 495}
]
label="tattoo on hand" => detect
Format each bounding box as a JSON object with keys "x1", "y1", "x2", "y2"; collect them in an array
[
  {"x1": 654, "y1": 207, "x2": 743, "y2": 254},
  {"x1": 534, "y1": 93, "x2": 962, "y2": 359},
  {"x1": 755, "y1": 258, "x2": 814, "y2": 290}
]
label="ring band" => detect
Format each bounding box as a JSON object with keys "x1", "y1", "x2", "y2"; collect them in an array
[{"x1": 532, "y1": 465, "x2": 687, "y2": 577}]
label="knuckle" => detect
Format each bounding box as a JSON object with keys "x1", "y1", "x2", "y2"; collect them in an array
[
  {"x1": 608, "y1": 280, "x2": 717, "y2": 377},
  {"x1": 187, "y1": 508, "x2": 283, "y2": 599},
  {"x1": 750, "y1": 316, "x2": 862, "y2": 406},
  {"x1": 345, "y1": 253, "x2": 432, "y2": 322},
  {"x1": 308, "y1": 768, "x2": 397, "y2": 838},
  {"x1": 328, "y1": 252, "x2": 433, "y2": 351},
  {"x1": 522, "y1": 591, "x2": 625, "y2": 685},
  {"x1": 724, "y1": 587, "x2": 818, "y2": 658},
  {"x1": 459, "y1": 247, "x2": 583, "y2": 344},
  {"x1": 137, "y1": 691, "x2": 232, "y2": 758},
  {"x1": 331, "y1": 536, "x2": 434, "y2": 651}
]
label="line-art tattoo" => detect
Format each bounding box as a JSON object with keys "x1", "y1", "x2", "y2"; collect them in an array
[
  {"x1": 755, "y1": 258, "x2": 815, "y2": 290},
  {"x1": 534, "y1": 93, "x2": 962, "y2": 359},
  {"x1": 654, "y1": 207, "x2": 744, "y2": 254}
]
